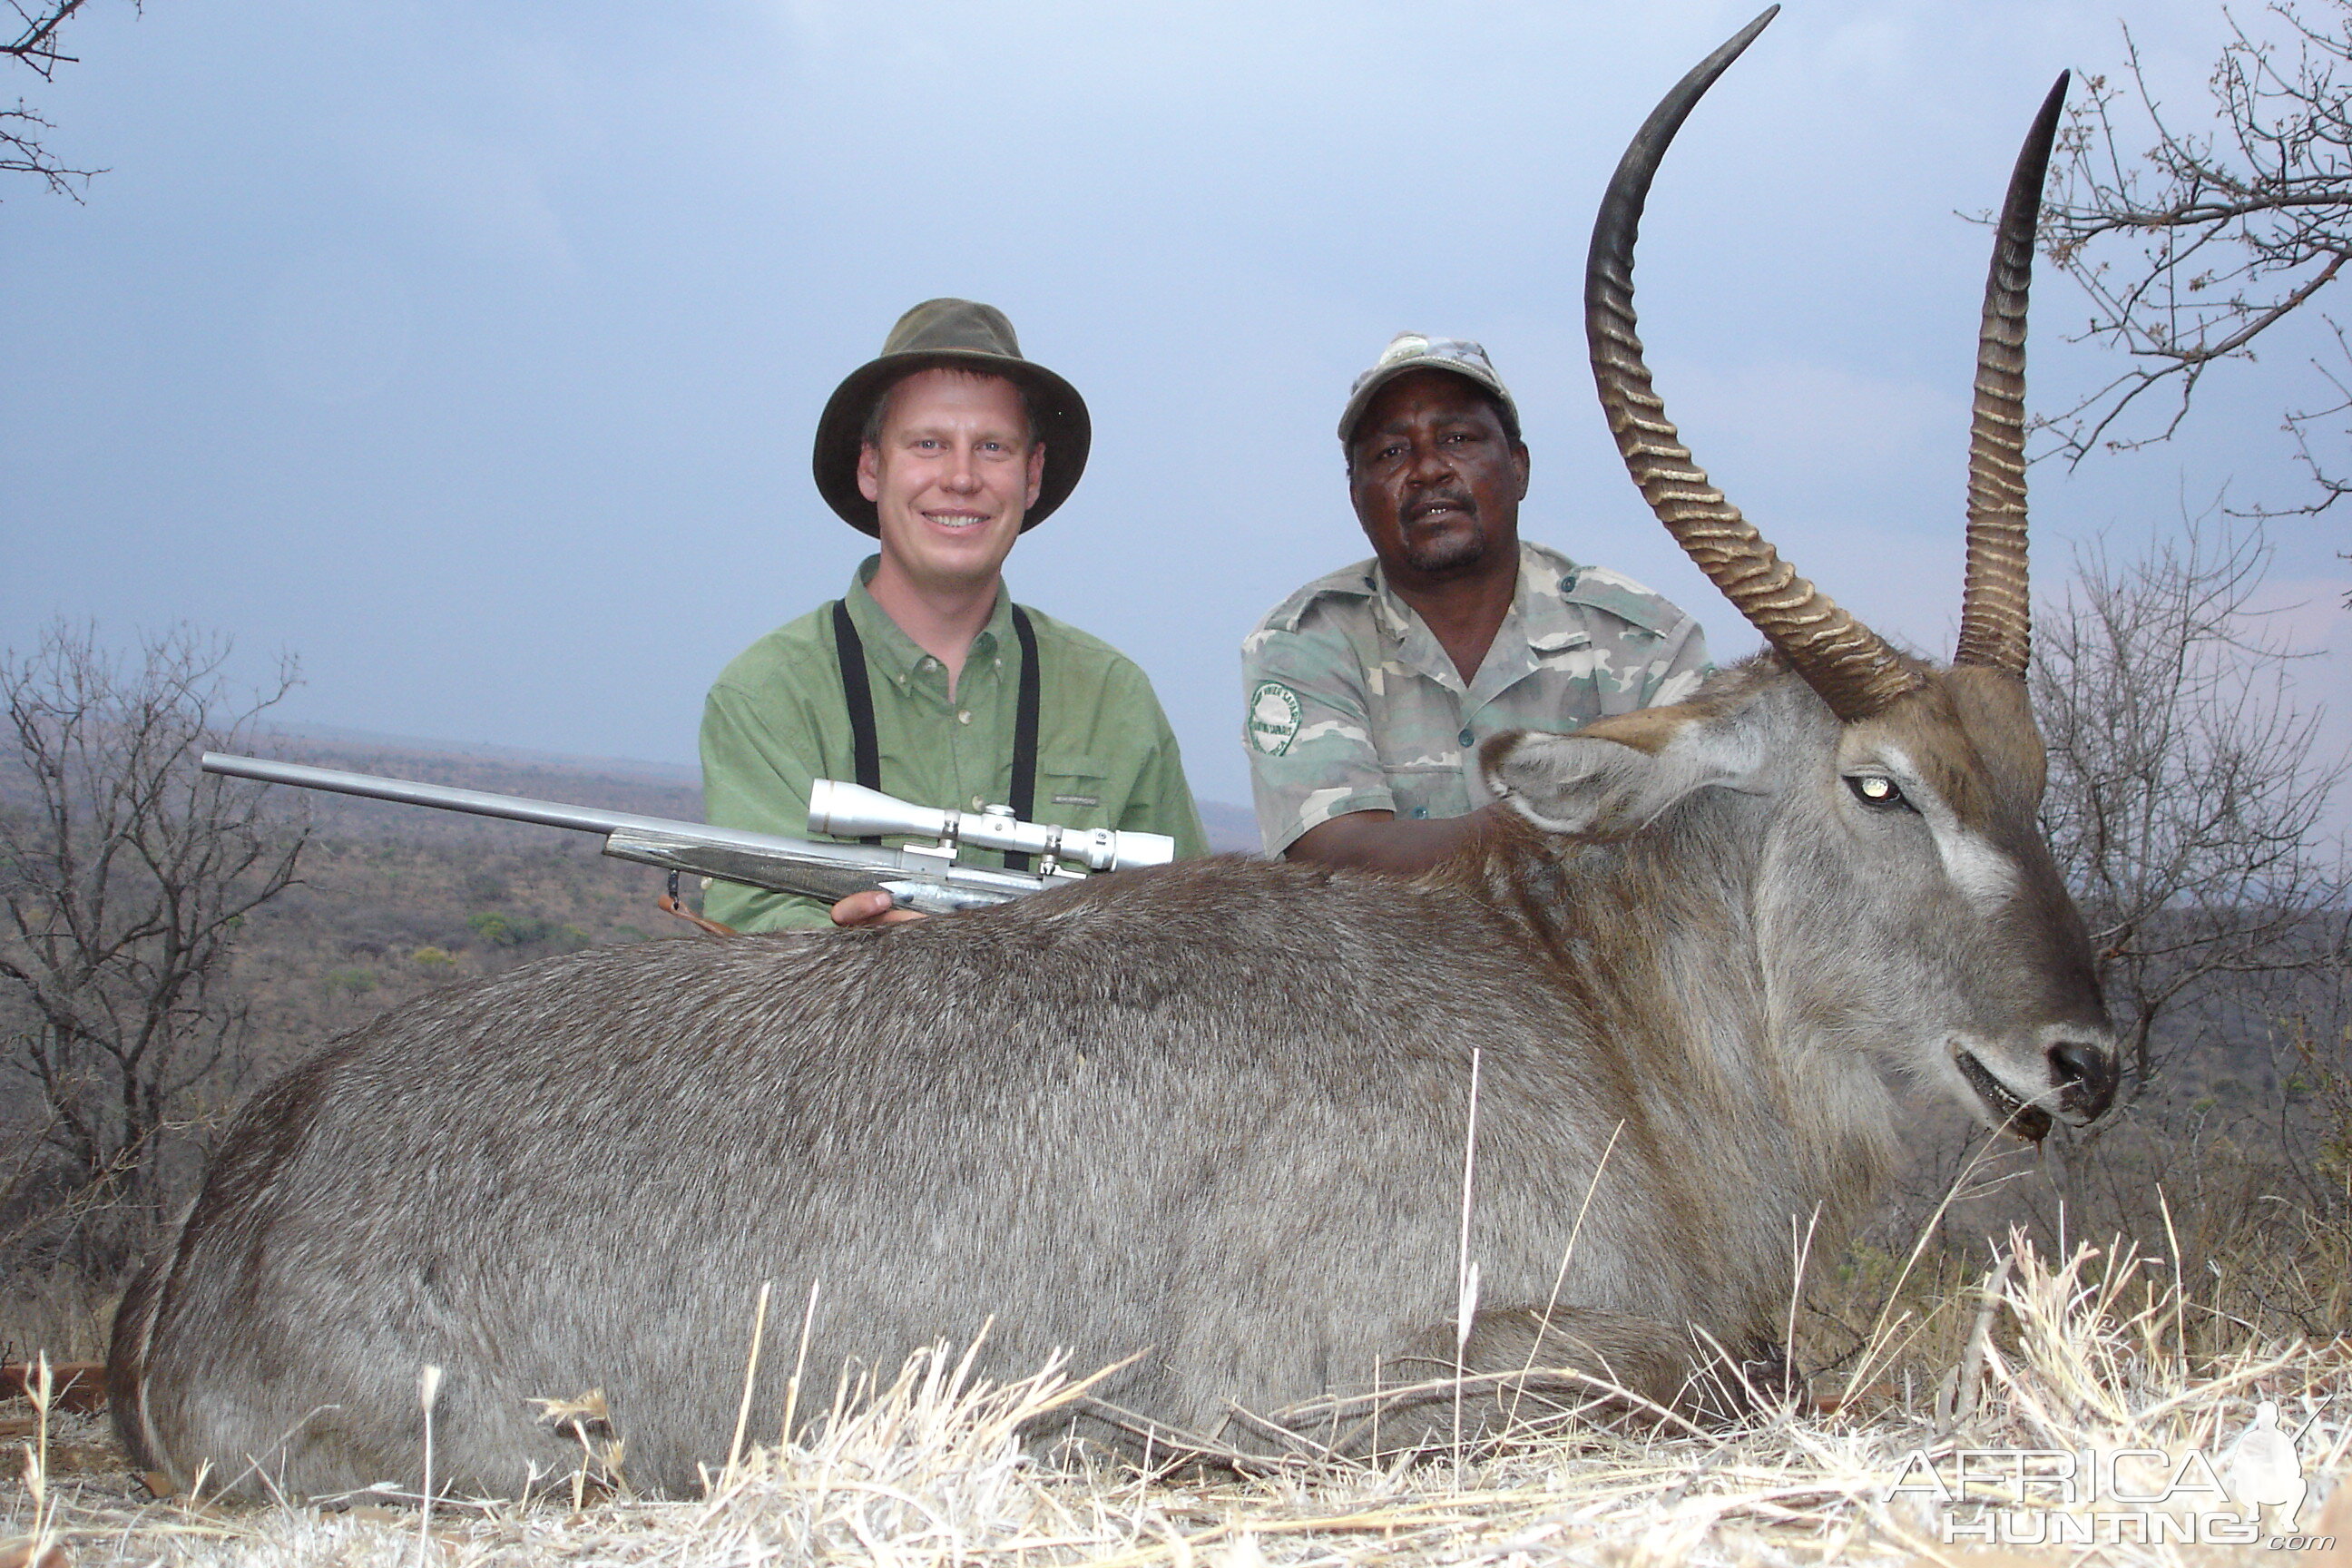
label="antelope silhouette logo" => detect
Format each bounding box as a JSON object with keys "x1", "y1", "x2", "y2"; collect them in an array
[{"x1": 2221, "y1": 1400, "x2": 2307, "y2": 1532}]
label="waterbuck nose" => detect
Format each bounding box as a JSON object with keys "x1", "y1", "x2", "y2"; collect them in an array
[{"x1": 2047, "y1": 1040, "x2": 2117, "y2": 1121}]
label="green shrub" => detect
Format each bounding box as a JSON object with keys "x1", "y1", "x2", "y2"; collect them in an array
[{"x1": 465, "y1": 911, "x2": 587, "y2": 950}]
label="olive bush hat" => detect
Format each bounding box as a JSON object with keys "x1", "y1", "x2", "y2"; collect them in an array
[
  {"x1": 812, "y1": 298, "x2": 1093, "y2": 534},
  {"x1": 1337, "y1": 332, "x2": 1522, "y2": 447}
]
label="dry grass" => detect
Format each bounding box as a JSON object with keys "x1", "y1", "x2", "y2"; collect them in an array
[{"x1": 1, "y1": 1234, "x2": 2344, "y2": 1568}]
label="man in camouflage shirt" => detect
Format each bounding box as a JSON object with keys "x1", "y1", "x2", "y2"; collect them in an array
[{"x1": 1240, "y1": 333, "x2": 1710, "y2": 869}]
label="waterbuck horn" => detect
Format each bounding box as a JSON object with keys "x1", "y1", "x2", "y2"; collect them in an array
[
  {"x1": 1585, "y1": 6, "x2": 1925, "y2": 722},
  {"x1": 1954, "y1": 73, "x2": 2070, "y2": 680}
]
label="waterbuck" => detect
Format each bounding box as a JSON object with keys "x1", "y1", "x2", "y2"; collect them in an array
[{"x1": 111, "y1": 14, "x2": 2115, "y2": 1500}]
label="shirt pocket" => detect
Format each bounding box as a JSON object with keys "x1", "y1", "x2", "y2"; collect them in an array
[
  {"x1": 1377, "y1": 760, "x2": 1472, "y2": 821},
  {"x1": 1373, "y1": 723, "x2": 1472, "y2": 822},
  {"x1": 1035, "y1": 750, "x2": 1120, "y2": 827}
]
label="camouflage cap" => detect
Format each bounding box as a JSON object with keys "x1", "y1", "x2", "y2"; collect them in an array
[{"x1": 1338, "y1": 332, "x2": 1521, "y2": 446}]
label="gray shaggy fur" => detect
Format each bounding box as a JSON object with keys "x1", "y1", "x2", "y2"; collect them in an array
[{"x1": 109, "y1": 661, "x2": 2111, "y2": 1500}]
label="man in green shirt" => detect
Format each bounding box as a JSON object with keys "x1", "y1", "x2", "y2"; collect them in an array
[{"x1": 701, "y1": 299, "x2": 1210, "y2": 931}]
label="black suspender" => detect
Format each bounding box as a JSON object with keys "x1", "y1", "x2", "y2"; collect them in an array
[
  {"x1": 828, "y1": 601, "x2": 885, "y2": 844},
  {"x1": 830, "y1": 599, "x2": 1042, "y2": 867},
  {"x1": 1004, "y1": 605, "x2": 1041, "y2": 873}
]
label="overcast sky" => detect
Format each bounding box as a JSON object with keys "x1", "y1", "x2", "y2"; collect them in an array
[{"x1": 4, "y1": 0, "x2": 2344, "y2": 815}]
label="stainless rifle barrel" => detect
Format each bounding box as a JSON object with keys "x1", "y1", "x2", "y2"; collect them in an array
[{"x1": 200, "y1": 753, "x2": 855, "y2": 860}]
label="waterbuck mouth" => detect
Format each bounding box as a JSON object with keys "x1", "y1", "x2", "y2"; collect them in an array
[{"x1": 1955, "y1": 1050, "x2": 2053, "y2": 1142}]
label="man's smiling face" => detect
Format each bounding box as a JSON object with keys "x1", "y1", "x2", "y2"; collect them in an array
[
  {"x1": 858, "y1": 368, "x2": 1044, "y2": 596},
  {"x1": 1347, "y1": 369, "x2": 1530, "y2": 584}
]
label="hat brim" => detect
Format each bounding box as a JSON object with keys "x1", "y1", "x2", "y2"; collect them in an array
[
  {"x1": 812, "y1": 350, "x2": 1092, "y2": 535},
  {"x1": 1337, "y1": 359, "x2": 1515, "y2": 447}
]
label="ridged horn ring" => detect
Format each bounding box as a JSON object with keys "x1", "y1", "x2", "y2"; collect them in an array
[
  {"x1": 1955, "y1": 73, "x2": 2070, "y2": 679},
  {"x1": 1584, "y1": 5, "x2": 1925, "y2": 723}
]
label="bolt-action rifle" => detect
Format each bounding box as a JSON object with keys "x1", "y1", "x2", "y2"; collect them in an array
[{"x1": 200, "y1": 753, "x2": 1176, "y2": 916}]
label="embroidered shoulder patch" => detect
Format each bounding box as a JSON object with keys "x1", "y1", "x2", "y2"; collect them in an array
[{"x1": 1248, "y1": 681, "x2": 1304, "y2": 756}]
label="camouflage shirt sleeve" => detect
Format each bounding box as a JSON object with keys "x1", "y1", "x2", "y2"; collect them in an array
[
  {"x1": 1240, "y1": 608, "x2": 1393, "y2": 857},
  {"x1": 1640, "y1": 612, "x2": 1712, "y2": 708}
]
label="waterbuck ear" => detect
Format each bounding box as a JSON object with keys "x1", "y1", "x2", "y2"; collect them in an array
[{"x1": 1481, "y1": 702, "x2": 1761, "y2": 836}]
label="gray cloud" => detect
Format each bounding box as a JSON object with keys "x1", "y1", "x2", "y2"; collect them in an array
[{"x1": 2, "y1": 0, "x2": 2340, "y2": 813}]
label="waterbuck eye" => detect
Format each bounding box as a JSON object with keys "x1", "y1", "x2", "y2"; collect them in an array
[{"x1": 1845, "y1": 773, "x2": 1911, "y2": 810}]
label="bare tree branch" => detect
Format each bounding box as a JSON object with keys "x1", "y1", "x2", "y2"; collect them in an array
[
  {"x1": 3, "y1": 99, "x2": 93, "y2": 197},
  {"x1": 4, "y1": 1, "x2": 92, "y2": 76},
  {"x1": 2033, "y1": 513, "x2": 2348, "y2": 1109},
  {"x1": 0, "y1": 622, "x2": 307, "y2": 1276},
  {"x1": 2041, "y1": 3, "x2": 2352, "y2": 575},
  {"x1": 2, "y1": 1, "x2": 115, "y2": 201}
]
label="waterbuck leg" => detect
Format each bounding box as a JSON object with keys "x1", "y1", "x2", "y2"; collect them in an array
[{"x1": 105, "y1": 1253, "x2": 169, "y2": 1481}]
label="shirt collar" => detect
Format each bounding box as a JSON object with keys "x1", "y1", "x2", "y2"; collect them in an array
[
  {"x1": 1512, "y1": 541, "x2": 1598, "y2": 652},
  {"x1": 1360, "y1": 541, "x2": 1598, "y2": 699},
  {"x1": 845, "y1": 554, "x2": 1011, "y2": 673}
]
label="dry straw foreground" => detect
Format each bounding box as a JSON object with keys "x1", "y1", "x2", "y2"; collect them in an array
[{"x1": 1, "y1": 1233, "x2": 2346, "y2": 1568}]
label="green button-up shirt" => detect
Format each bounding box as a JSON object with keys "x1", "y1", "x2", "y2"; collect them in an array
[
  {"x1": 1240, "y1": 540, "x2": 1710, "y2": 855},
  {"x1": 701, "y1": 558, "x2": 1210, "y2": 931}
]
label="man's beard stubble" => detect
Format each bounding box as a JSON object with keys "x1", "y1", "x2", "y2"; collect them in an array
[{"x1": 1397, "y1": 494, "x2": 1492, "y2": 577}]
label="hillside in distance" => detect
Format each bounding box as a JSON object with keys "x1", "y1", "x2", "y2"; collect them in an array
[{"x1": 222, "y1": 729, "x2": 706, "y2": 1082}]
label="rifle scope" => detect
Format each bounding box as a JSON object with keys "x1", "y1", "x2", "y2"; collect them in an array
[{"x1": 808, "y1": 780, "x2": 1175, "y2": 873}]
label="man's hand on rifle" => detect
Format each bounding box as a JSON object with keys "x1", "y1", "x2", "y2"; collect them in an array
[{"x1": 830, "y1": 890, "x2": 927, "y2": 928}]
